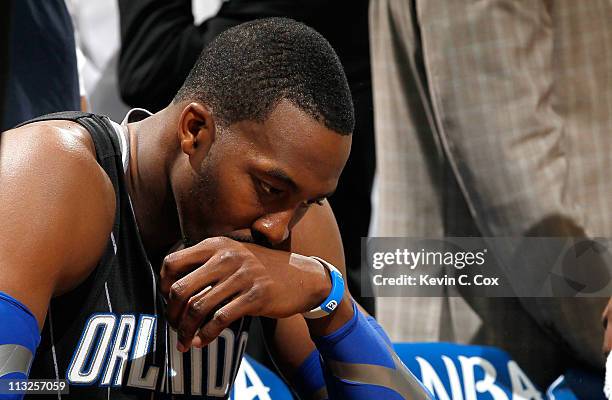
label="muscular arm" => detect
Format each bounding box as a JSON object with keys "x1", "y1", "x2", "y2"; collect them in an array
[
  {"x1": 0, "y1": 122, "x2": 115, "y2": 326},
  {"x1": 158, "y1": 198, "x2": 429, "y2": 398},
  {"x1": 259, "y1": 201, "x2": 346, "y2": 380},
  {"x1": 263, "y1": 202, "x2": 431, "y2": 400}
]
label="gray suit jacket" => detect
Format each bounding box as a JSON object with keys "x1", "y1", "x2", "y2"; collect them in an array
[{"x1": 369, "y1": 0, "x2": 611, "y2": 386}]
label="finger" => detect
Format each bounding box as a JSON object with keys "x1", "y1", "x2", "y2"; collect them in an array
[
  {"x1": 160, "y1": 236, "x2": 233, "y2": 297},
  {"x1": 176, "y1": 273, "x2": 247, "y2": 351},
  {"x1": 193, "y1": 293, "x2": 254, "y2": 348},
  {"x1": 166, "y1": 258, "x2": 228, "y2": 327}
]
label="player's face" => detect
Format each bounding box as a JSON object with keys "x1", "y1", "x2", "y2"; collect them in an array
[{"x1": 176, "y1": 100, "x2": 352, "y2": 249}]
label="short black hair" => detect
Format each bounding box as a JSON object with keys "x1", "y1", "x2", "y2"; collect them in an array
[{"x1": 174, "y1": 18, "x2": 354, "y2": 135}]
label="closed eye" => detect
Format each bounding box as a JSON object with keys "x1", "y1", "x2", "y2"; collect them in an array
[
  {"x1": 258, "y1": 179, "x2": 284, "y2": 196},
  {"x1": 304, "y1": 198, "x2": 325, "y2": 207}
]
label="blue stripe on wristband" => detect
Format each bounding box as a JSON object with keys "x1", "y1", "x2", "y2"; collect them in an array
[
  {"x1": 303, "y1": 257, "x2": 345, "y2": 319},
  {"x1": 322, "y1": 267, "x2": 344, "y2": 314}
]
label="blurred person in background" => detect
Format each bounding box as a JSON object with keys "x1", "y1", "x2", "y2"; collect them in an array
[
  {"x1": 0, "y1": 2, "x2": 9, "y2": 126},
  {"x1": 117, "y1": 0, "x2": 376, "y2": 318},
  {"x1": 369, "y1": 0, "x2": 612, "y2": 394},
  {"x1": 65, "y1": 0, "x2": 130, "y2": 121},
  {"x1": 1, "y1": 0, "x2": 80, "y2": 131}
]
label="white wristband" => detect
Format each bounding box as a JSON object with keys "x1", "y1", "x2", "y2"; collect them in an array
[{"x1": 302, "y1": 257, "x2": 345, "y2": 319}]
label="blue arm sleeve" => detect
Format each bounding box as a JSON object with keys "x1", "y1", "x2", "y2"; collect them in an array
[
  {"x1": 309, "y1": 302, "x2": 432, "y2": 400},
  {"x1": 294, "y1": 349, "x2": 327, "y2": 399},
  {"x1": 294, "y1": 309, "x2": 395, "y2": 399},
  {"x1": 365, "y1": 314, "x2": 392, "y2": 348},
  {"x1": 0, "y1": 292, "x2": 41, "y2": 400}
]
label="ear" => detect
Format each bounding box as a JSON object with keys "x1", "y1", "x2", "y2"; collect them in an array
[{"x1": 177, "y1": 102, "x2": 216, "y2": 158}]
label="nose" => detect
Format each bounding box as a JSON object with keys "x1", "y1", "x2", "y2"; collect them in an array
[{"x1": 252, "y1": 209, "x2": 298, "y2": 246}]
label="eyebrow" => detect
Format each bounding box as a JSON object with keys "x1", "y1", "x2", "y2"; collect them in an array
[{"x1": 264, "y1": 168, "x2": 336, "y2": 199}]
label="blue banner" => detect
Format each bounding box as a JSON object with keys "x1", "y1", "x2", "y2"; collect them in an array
[{"x1": 229, "y1": 344, "x2": 592, "y2": 399}]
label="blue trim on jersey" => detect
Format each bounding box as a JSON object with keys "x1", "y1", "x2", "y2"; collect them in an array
[
  {"x1": 114, "y1": 314, "x2": 137, "y2": 387},
  {"x1": 66, "y1": 313, "x2": 118, "y2": 386},
  {"x1": 100, "y1": 314, "x2": 136, "y2": 388},
  {"x1": 128, "y1": 314, "x2": 157, "y2": 363}
]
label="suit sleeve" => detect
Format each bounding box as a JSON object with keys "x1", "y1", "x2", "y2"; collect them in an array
[{"x1": 117, "y1": 0, "x2": 206, "y2": 111}]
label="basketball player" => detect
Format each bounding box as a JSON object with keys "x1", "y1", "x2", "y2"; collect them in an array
[{"x1": 0, "y1": 19, "x2": 431, "y2": 399}]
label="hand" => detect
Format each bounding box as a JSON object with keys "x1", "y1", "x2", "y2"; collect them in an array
[
  {"x1": 603, "y1": 297, "x2": 612, "y2": 355},
  {"x1": 160, "y1": 236, "x2": 331, "y2": 351}
]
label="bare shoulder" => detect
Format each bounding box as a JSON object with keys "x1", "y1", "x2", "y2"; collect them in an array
[
  {"x1": 0, "y1": 121, "x2": 115, "y2": 323},
  {"x1": 1, "y1": 120, "x2": 114, "y2": 218},
  {"x1": 3, "y1": 119, "x2": 98, "y2": 159}
]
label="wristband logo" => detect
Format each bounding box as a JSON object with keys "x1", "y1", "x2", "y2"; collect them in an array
[{"x1": 325, "y1": 300, "x2": 338, "y2": 311}]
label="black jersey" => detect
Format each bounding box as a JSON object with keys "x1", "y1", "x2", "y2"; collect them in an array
[{"x1": 16, "y1": 112, "x2": 251, "y2": 399}]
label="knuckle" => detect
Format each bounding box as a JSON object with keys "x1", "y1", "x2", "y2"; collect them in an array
[
  {"x1": 246, "y1": 259, "x2": 264, "y2": 273},
  {"x1": 200, "y1": 237, "x2": 216, "y2": 247},
  {"x1": 245, "y1": 286, "x2": 262, "y2": 303},
  {"x1": 199, "y1": 327, "x2": 217, "y2": 343},
  {"x1": 233, "y1": 268, "x2": 251, "y2": 286},
  {"x1": 177, "y1": 328, "x2": 193, "y2": 344},
  {"x1": 218, "y1": 249, "x2": 238, "y2": 263},
  {"x1": 169, "y1": 281, "x2": 187, "y2": 300},
  {"x1": 213, "y1": 309, "x2": 231, "y2": 326},
  {"x1": 177, "y1": 327, "x2": 188, "y2": 339},
  {"x1": 205, "y1": 236, "x2": 229, "y2": 248},
  {"x1": 162, "y1": 253, "x2": 177, "y2": 271},
  {"x1": 187, "y1": 298, "x2": 205, "y2": 318}
]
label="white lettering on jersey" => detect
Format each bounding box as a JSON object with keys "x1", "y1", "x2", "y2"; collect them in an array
[
  {"x1": 69, "y1": 314, "x2": 250, "y2": 395},
  {"x1": 127, "y1": 315, "x2": 159, "y2": 390},
  {"x1": 67, "y1": 314, "x2": 117, "y2": 384},
  {"x1": 169, "y1": 329, "x2": 184, "y2": 394},
  {"x1": 207, "y1": 329, "x2": 235, "y2": 397},
  {"x1": 101, "y1": 314, "x2": 136, "y2": 386},
  {"x1": 191, "y1": 344, "x2": 203, "y2": 395}
]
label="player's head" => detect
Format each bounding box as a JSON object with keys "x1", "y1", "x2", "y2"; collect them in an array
[{"x1": 170, "y1": 18, "x2": 354, "y2": 247}]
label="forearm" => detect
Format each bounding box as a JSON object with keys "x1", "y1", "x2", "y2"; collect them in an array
[
  {"x1": 301, "y1": 302, "x2": 432, "y2": 400},
  {"x1": 305, "y1": 293, "x2": 354, "y2": 337}
]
